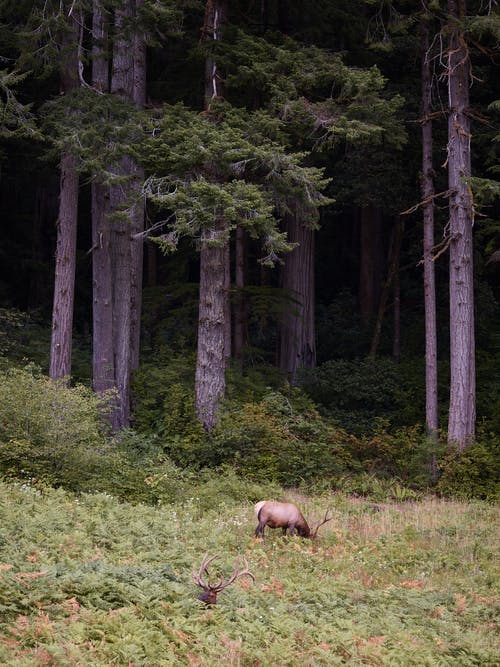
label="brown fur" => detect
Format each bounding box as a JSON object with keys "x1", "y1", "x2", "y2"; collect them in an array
[{"x1": 254, "y1": 501, "x2": 311, "y2": 538}]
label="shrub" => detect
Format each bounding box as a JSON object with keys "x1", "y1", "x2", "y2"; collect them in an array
[
  {"x1": 130, "y1": 350, "x2": 197, "y2": 433},
  {"x1": 0, "y1": 365, "x2": 111, "y2": 487},
  {"x1": 167, "y1": 389, "x2": 358, "y2": 487},
  {"x1": 299, "y1": 357, "x2": 409, "y2": 434},
  {"x1": 344, "y1": 421, "x2": 443, "y2": 488},
  {"x1": 436, "y1": 431, "x2": 500, "y2": 501}
]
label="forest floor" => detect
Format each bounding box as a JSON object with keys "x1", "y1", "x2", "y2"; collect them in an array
[{"x1": 0, "y1": 480, "x2": 498, "y2": 666}]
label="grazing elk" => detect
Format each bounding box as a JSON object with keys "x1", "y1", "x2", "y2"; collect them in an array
[
  {"x1": 192, "y1": 553, "x2": 255, "y2": 605},
  {"x1": 254, "y1": 500, "x2": 332, "y2": 539}
]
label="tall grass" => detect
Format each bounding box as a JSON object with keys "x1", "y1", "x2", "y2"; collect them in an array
[{"x1": 0, "y1": 480, "x2": 498, "y2": 666}]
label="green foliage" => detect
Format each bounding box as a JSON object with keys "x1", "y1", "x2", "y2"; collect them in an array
[
  {"x1": 0, "y1": 69, "x2": 38, "y2": 139},
  {"x1": 140, "y1": 102, "x2": 330, "y2": 263},
  {"x1": 0, "y1": 481, "x2": 498, "y2": 665},
  {"x1": 0, "y1": 309, "x2": 46, "y2": 361},
  {"x1": 163, "y1": 389, "x2": 357, "y2": 487},
  {"x1": 0, "y1": 365, "x2": 110, "y2": 488},
  {"x1": 300, "y1": 357, "x2": 410, "y2": 434},
  {"x1": 131, "y1": 350, "x2": 197, "y2": 433},
  {"x1": 41, "y1": 88, "x2": 142, "y2": 179},
  {"x1": 344, "y1": 422, "x2": 443, "y2": 489},
  {"x1": 437, "y1": 431, "x2": 500, "y2": 502}
]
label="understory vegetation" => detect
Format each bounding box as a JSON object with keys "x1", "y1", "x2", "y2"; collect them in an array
[
  {"x1": 0, "y1": 480, "x2": 498, "y2": 666},
  {"x1": 0, "y1": 324, "x2": 498, "y2": 664}
]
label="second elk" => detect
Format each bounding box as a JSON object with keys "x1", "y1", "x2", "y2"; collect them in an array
[{"x1": 193, "y1": 553, "x2": 255, "y2": 605}]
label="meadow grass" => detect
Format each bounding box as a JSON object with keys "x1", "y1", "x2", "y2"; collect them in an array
[{"x1": 0, "y1": 479, "x2": 498, "y2": 666}]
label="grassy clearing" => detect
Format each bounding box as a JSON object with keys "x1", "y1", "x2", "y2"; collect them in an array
[{"x1": 0, "y1": 480, "x2": 498, "y2": 666}]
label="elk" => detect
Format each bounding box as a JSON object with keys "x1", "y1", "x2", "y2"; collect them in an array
[
  {"x1": 192, "y1": 553, "x2": 255, "y2": 605},
  {"x1": 254, "y1": 500, "x2": 332, "y2": 539}
]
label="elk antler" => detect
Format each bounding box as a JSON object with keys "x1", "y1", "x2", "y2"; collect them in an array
[
  {"x1": 311, "y1": 508, "x2": 333, "y2": 538},
  {"x1": 211, "y1": 556, "x2": 255, "y2": 593},
  {"x1": 193, "y1": 553, "x2": 255, "y2": 605},
  {"x1": 192, "y1": 553, "x2": 220, "y2": 590}
]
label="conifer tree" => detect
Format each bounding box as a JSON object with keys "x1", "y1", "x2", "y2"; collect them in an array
[
  {"x1": 446, "y1": 0, "x2": 475, "y2": 448},
  {"x1": 140, "y1": 104, "x2": 329, "y2": 428},
  {"x1": 49, "y1": 5, "x2": 81, "y2": 382},
  {"x1": 420, "y1": 6, "x2": 439, "y2": 442}
]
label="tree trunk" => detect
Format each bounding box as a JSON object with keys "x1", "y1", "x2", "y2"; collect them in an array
[
  {"x1": 194, "y1": 0, "x2": 228, "y2": 429},
  {"x1": 50, "y1": 154, "x2": 79, "y2": 380},
  {"x1": 392, "y1": 257, "x2": 400, "y2": 363},
  {"x1": 195, "y1": 223, "x2": 227, "y2": 430},
  {"x1": 447, "y1": 0, "x2": 475, "y2": 448},
  {"x1": 50, "y1": 8, "x2": 81, "y2": 381},
  {"x1": 130, "y1": 0, "x2": 146, "y2": 371},
  {"x1": 421, "y1": 14, "x2": 439, "y2": 441},
  {"x1": 91, "y1": 0, "x2": 115, "y2": 400},
  {"x1": 369, "y1": 217, "x2": 404, "y2": 358},
  {"x1": 233, "y1": 226, "x2": 248, "y2": 360},
  {"x1": 109, "y1": 0, "x2": 136, "y2": 429},
  {"x1": 279, "y1": 208, "x2": 316, "y2": 384},
  {"x1": 359, "y1": 204, "x2": 384, "y2": 326}
]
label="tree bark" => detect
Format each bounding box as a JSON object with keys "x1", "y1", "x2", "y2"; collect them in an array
[
  {"x1": 195, "y1": 223, "x2": 227, "y2": 430},
  {"x1": 421, "y1": 13, "x2": 439, "y2": 440},
  {"x1": 446, "y1": 0, "x2": 475, "y2": 448},
  {"x1": 359, "y1": 204, "x2": 384, "y2": 326},
  {"x1": 50, "y1": 154, "x2": 79, "y2": 381},
  {"x1": 109, "y1": 0, "x2": 136, "y2": 429},
  {"x1": 279, "y1": 208, "x2": 316, "y2": 384},
  {"x1": 91, "y1": 0, "x2": 115, "y2": 399},
  {"x1": 233, "y1": 226, "x2": 248, "y2": 360},
  {"x1": 50, "y1": 7, "x2": 81, "y2": 381},
  {"x1": 194, "y1": 0, "x2": 229, "y2": 429},
  {"x1": 369, "y1": 217, "x2": 404, "y2": 358}
]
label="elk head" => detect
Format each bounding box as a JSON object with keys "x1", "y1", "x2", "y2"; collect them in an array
[
  {"x1": 192, "y1": 553, "x2": 255, "y2": 605},
  {"x1": 309, "y1": 508, "x2": 334, "y2": 539}
]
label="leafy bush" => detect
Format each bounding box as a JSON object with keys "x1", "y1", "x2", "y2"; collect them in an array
[
  {"x1": 163, "y1": 389, "x2": 357, "y2": 487},
  {"x1": 0, "y1": 366, "x2": 167, "y2": 501},
  {"x1": 437, "y1": 431, "x2": 500, "y2": 501},
  {"x1": 0, "y1": 365, "x2": 110, "y2": 487},
  {"x1": 344, "y1": 421, "x2": 443, "y2": 488},
  {"x1": 131, "y1": 349, "x2": 197, "y2": 433},
  {"x1": 299, "y1": 357, "x2": 411, "y2": 433}
]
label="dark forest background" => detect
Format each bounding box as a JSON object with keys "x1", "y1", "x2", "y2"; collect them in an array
[{"x1": 0, "y1": 0, "x2": 498, "y2": 500}]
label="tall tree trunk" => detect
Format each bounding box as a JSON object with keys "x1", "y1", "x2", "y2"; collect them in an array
[
  {"x1": 279, "y1": 208, "x2": 316, "y2": 384},
  {"x1": 369, "y1": 217, "x2": 404, "y2": 358},
  {"x1": 195, "y1": 223, "x2": 227, "y2": 430},
  {"x1": 447, "y1": 0, "x2": 475, "y2": 448},
  {"x1": 392, "y1": 257, "x2": 400, "y2": 362},
  {"x1": 130, "y1": 0, "x2": 146, "y2": 372},
  {"x1": 50, "y1": 8, "x2": 81, "y2": 381},
  {"x1": 91, "y1": 0, "x2": 115, "y2": 398},
  {"x1": 195, "y1": 0, "x2": 228, "y2": 429},
  {"x1": 421, "y1": 13, "x2": 439, "y2": 440},
  {"x1": 223, "y1": 236, "x2": 231, "y2": 360},
  {"x1": 359, "y1": 204, "x2": 384, "y2": 326},
  {"x1": 233, "y1": 226, "x2": 248, "y2": 360},
  {"x1": 109, "y1": 0, "x2": 136, "y2": 429}
]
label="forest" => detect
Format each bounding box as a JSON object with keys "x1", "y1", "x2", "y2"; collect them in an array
[
  {"x1": 0, "y1": 2, "x2": 499, "y2": 664},
  {"x1": 1, "y1": 0, "x2": 498, "y2": 496},
  {"x1": 2, "y1": 0, "x2": 500, "y2": 476}
]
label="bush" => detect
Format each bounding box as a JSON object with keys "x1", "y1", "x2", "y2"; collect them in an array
[
  {"x1": 437, "y1": 431, "x2": 500, "y2": 501},
  {"x1": 0, "y1": 365, "x2": 111, "y2": 487},
  {"x1": 299, "y1": 357, "x2": 410, "y2": 434},
  {"x1": 344, "y1": 421, "x2": 443, "y2": 488},
  {"x1": 163, "y1": 389, "x2": 357, "y2": 487}
]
